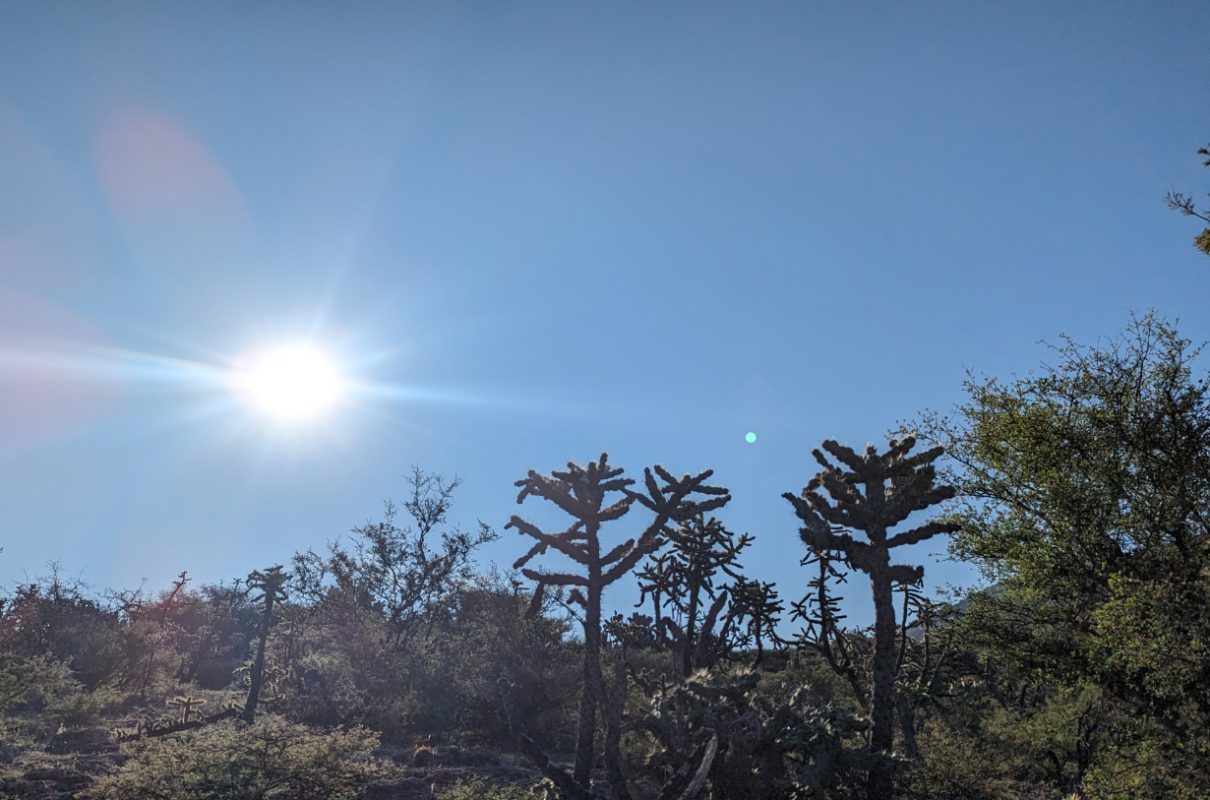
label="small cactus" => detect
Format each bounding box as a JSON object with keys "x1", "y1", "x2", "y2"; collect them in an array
[
  {"x1": 167, "y1": 694, "x2": 206, "y2": 724},
  {"x1": 636, "y1": 514, "x2": 782, "y2": 678}
]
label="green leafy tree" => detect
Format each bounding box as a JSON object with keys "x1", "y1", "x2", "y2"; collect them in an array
[
  {"x1": 918, "y1": 313, "x2": 1210, "y2": 793},
  {"x1": 0, "y1": 567, "x2": 128, "y2": 691},
  {"x1": 438, "y1": 573, "x2": 577, "y2": 749},
  {"x1": 292, "y1": 468, "x2": 495, "y2": 652},
  {"x1": 286, "y1": 469, "x2": 497, "y2": 736}
]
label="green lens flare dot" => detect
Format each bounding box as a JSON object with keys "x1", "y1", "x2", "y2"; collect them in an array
[{"x1": 744, "y1": 432, "x2": 758, "y2": 444}]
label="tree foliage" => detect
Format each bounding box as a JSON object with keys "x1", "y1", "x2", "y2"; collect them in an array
[
  {"x1": 918, "y1": 313, "x2": 1210, "y2": 793},
  {"x1": 1166, "y1": 141, "x2": 1210, "y2": 257},
  {"x1": 292, "y1": 467, "x2": 496, "y2": 652}
]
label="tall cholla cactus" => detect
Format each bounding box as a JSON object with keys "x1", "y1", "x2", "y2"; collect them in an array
[
  {"x1": 508, "y1": 454, "x2": 729, "y2": 795},
  {"x1": 784, "y1": 437, "x2": 957, "y2": 800},
  {"x1": 637, "y1": 514, "x2": 781, "y2": 678},
  {"x1": 243, "y1": 565, "x2": 289, "y2": 724}
]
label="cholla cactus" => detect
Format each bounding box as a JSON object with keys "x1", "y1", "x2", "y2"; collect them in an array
[
  {"x1": 167, "y1": 694, "x2": 206, "y2": 724},
  {"x1": 784, "y1": 437, "x2": 958, "y2": 800},
  {"x1": 242, "y1": 565, "x2": 289, "y2": 723},
  {"x1": 637, "y1": 515, "x2": 782, "y2": 678},
  {"x1": 507, "y1": 454, "x2": 729, "y2": 796}
]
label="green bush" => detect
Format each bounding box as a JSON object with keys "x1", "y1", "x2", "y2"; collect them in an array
[
  {"x1": 44, "y1": 684, "x2": 128, "y2": 728},
  {"x1": 94, "y1": 714, "x2": 393, "y2": 799},
  {"x1": 0, "y1": 652, "x2": 77, "y2": 715},
  {"x1": 439, "y1": 777, "x2": 533, "y2": 800}
]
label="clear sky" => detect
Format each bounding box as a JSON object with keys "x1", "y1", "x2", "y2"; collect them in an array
[{"x1": 2, "y1": 2, "x2": 1208, "y2": 626}]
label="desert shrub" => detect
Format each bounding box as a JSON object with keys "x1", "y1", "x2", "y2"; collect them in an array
[
  {"x1": 1, "y1": 571, "x2": 129, "y2": 690},
  {"x1": 273, "y1": 616, "x2": 418, "y2": 737},
  {"x1": 165, "y1": 583, "x2": 262, "y2": 690},
  {"x1": 439, "y1": 777, "x2": 532, "y2": 800},
  {"x1": 0, "y1": 652, "x2": 77, "y2": 715},
  {"x1": 901, "y1": 718, "x2": 1022, "y2": 800},
  {"x1": 94, "y1": 714, "x2": 393, "y2": 799},
  {"x1": 281, "y1": 469, "x2": 499, "y2": 741},
  {"x1": 417, "y1": 576, "x2": 579, "y2": 748},
  {"x1": 44, "y1": 684, "x2": 128, "y2": 728}
]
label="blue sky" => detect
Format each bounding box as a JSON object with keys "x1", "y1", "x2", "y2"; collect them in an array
[{"x1": 2, "y1": 2, "x2": 1208, "y2": 626}]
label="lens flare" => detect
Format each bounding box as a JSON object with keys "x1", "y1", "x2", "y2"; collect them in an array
[{"x1": 229, "y1": 344, "x2": 345, "y2": 422}]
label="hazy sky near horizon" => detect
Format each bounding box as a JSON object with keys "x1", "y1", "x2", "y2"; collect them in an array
[{"x1": 2, "y1": 2, "x2": 1208, "y2": 625}]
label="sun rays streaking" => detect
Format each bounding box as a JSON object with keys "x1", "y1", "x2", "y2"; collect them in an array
[
  {"x1": 0, "y1": 341, "x2": 228, "y2": 391},
  {"x1": 0, "y1": 336, "x2": 596, "y2": 433},
  {"x1": 0, "y1": 319, "x2": 639, "y2": 494}
]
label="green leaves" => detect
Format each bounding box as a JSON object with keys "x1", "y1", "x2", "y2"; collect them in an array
[
  {"x1": 917, "y1": 314, "x2": 1210, "y2": 793},
  {"x1": 1165, "y1": 141, "x2": 1210, "y2": 258}
]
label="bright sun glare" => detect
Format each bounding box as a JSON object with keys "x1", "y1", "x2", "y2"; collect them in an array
[{"x1": 229, "y1": 344, "x2": 346, "y2": 423}]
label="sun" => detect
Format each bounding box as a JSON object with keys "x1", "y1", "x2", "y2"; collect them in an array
[{"x1": 229, "y1": 343, "x2": 346, "y2": 422}]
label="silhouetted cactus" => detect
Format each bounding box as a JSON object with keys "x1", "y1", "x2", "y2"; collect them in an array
[
  {"x1": 508, "y1": 454, "x2": 729, "y2": 796},
  {"x1": 785, "y1": 437, "x2": 957, "y2": 799},
  {"x1": 243, "y1": 565, "x2": 288, "y2": 724},
  {"x1": 792, "y1": 552, "x2": 872, "y2": 711},
  {"x1": 892, "y1": 592, "x2": 971, "y2": 763},
  {"x1": 637, "y1": 514, "x2": 781, "y2": 678}
]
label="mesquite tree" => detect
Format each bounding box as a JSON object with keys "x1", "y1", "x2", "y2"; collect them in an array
[
  {"x1": 242, "y1": 565, "x2": 288, "y2": 724},
  {"x1": 292, "y1": 468, "x2": 496, "y2": 652},
  {"x1": 784, "y1": 437, "x2": 957, "y2": 799},
  {"x1": 637, "y1": 514, "x2": 781, "y2": 678},
  {"x1": 119, "y1": 570, "x2": 191, "y2": 700},
  {"x1": 508, "y1": 453, "x2": 729, "y2": 796}
]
